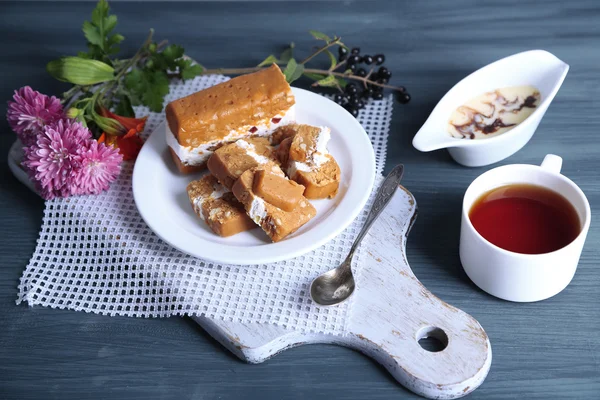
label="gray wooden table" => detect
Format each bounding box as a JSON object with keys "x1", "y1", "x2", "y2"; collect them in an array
[{"x1": 1, "y1": 1, "x2": 599, "y2": 399}]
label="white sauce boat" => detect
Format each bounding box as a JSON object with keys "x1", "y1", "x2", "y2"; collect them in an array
[{"x1": 412, "y1": 50, "x2": 569, "y2": 167}]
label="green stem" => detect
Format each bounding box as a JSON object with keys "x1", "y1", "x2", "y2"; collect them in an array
[
  {"x1": 114, "y1": 29, "x2": 154, "y2": 81},
  {"x1": 201, "y1": 66, "x2": 405, "y2": 91},
  {"x1": 299, "y1": 37, "x2": 342, "y2": 65},
  {"x1": 95, "y1": 29, "x2": 156, "y2": 108},
  {"x1": 330, "y1": 59, "x2": 347, "y2": 72},
  {"x1": 61, "y1": 85, "x2": 83, "y2": 105},
  {"x1": 306, "y1": 68, "x2": 405, "y2": 91},
  {"x1": 202, "y1": 67, "x2": 265, "y2": 75}
]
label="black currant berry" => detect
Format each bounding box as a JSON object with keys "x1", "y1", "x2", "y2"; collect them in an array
[
  {"x1": 363, "y1": 87, "x2": 374, "y2": 98},
  {"x1": 373, "y1": 92, "x2": 384, "y2": 100},
  {"x1": 397, "y1": 92, "x2": 411, "y2": 104},
  {"x1": 351, "y1": 47, "x2": 360, "y2": 55},
  {"x1": 378, "y1": 67, "x2": 389, "y2": 77},
  {"x1": 345, "y1": 104, "x2": 359, "y2": 117},
  {"x1": 334, "y1": 93, "x2": 344, "y2": 104},
  {"x1": 338, "y1": 53, "x2": 347, "y2": 62},
  {"x1": 347, "y1": 55, "x2": 361, "y2": 65},
  {"x1": 398, "y1": 86, "x2": 406, "y2": 93},
  {"x1": 356, "y1": 68, "x2": 367, "y2": 77},
  {"x1": 345, "y1": 83, "x2": 358, "y2": 95},
  {"x1": 348, "y1": 64, "x2": 357, "y2": 73},
  {"x1": 338, "y1": 46, "x2": 348, "y2": 57},
  {"x1": 377, "y1": 78, "x2": 389, "y2": 85},
  {"x1": 363, "y1": 55, "x2": 373, "y2": 65},
  {"x1": 378, "y1": 71, "x2": 391, "y2": 80},
  {"x1": 357, "y1": 100, "x2": 365, "y2": 109},
  {"x1": 374, "y1": 54, "x2": 385, "y2": 65}
]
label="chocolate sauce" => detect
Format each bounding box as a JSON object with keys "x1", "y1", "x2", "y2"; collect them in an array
[{"x1": 448, "y1": 86, "x2": 541, "y2": 140}]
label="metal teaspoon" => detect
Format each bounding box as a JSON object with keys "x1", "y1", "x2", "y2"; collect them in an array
[{"x1": 310, "y1": 164, "x2": 405, "y2": 306}]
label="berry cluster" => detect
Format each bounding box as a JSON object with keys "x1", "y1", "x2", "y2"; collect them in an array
[{"x1": 335, "y1": 47, "x2": 411, "y2": 117}]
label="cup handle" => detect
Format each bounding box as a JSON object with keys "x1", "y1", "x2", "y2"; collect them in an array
[{"x1": 540, "y1": 154, "x2": 563, "y2": 174}]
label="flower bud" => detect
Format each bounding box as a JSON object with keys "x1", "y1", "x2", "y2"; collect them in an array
[{"x1": 47, "y1": 57, "x2": 115, "y2": 85}]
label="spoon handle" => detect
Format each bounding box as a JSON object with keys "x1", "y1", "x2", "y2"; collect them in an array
[{"x1": 347, "y1": 164, "x2": 405, "y2": 259}]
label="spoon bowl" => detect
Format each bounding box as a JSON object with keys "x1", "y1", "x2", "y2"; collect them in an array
[{"x1": 310, "y1": 259, "x2": 355, "y2": 306}]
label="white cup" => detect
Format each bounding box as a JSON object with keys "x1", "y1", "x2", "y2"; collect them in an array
[{"x1": 459, "y1": 154, "x2": 591, "y2": 302}]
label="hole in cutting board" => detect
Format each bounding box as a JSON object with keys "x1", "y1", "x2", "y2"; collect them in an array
[{"x1": 416, "y1": 326, "x2": 448, "y2": 352}]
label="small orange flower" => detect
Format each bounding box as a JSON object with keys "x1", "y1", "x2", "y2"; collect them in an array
[
  {"x1": 99, "y1": 107, "x2": 147, "y2": 137},
  {"x1": 97, "y1": 108, "x2": 147, "y2": 161},
  {"x1": 98, "y1": 132, "x2": 144, "y2": 161}
]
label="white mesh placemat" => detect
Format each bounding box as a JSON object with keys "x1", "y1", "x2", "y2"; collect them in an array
[{"x1": 16, "y1": 75, "x2": 392, "y2": 335}]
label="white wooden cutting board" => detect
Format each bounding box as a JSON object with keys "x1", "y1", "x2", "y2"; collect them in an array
[{"x1": 193, "y1": 186, "x2": 492, "y2": 399}]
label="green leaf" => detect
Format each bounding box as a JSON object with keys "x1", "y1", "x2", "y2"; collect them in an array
[
  {"x1": 125, "y1": 69, "x2": 170, "y2": 112},
  {"x1": 47, "y1": 57, "x2": 115, "y2": 85},
  {"x1": 114, "y1": 94, "x2": 135, "y2": 118},
  {"x1": 280, "y1": 42, "x2": 295, "y2": 63},
  {"x1": 325, "y1": 50, "x2": 337, "y2": 70},
  {"x1": 86, "y1": 44, "x2": 104, "y2": 60},
  {"x1": 82, "y1": 21, "x2": 102, "y2": 46},
  {"x1": 309, "y1": 30, "x2": 331, "y2": 42},
  {"x1": 257, "y1": 54, "x2": 279, "y2": 67},
  {"x1": 181, "y1": 64, "x2": 204, "y2": 80},
  {"x1": 146, "y1": 45, "x2": 185, "y2": 72},
  {"x1": 108, "y1": 33, "x2": 124, "y2": 46},
  {"x1": 105, "y1": 14, "x2": 117, "y2": 33},
  {"x1": 335, "y1": 77, "x2": 348, "y2": 88},
  {"x1": 283, "y1": 58, "x2": 304, "y2": 84},
  {"x1": 143, "y1": 71, "x2": 170, "y2": 112},
  {"x1": 303, "y1": 72, "x2": 327, "y2": 81},
  {"x1": 174, "y1": 58, "x2": 203, "y2": 80},
  {"x1": 314, "y1": 75, "x2": 338, "y2": 87},
  {"x1": 124, "y1": 69, "x2": 144, "y2": 103},
  {"x1": 84, "y1": 0, "x2": 121, "y2": 58},
  {"x1": 175, "y1": 58, "x2": 191, "y2": 69},
  {"x1": 77, "y1": 51, "x2": 92, "y2": 59},
  {"x1": 106, "y1": 33, "x2": 124, "y2": 55},
  {"x1": 91, "y1": 0, "x2": 109, "y2": 28},
  {"x1": 91, "y1": 0, "x2": 109, "y2": 49},
  {"x1": 162, "y1": 44, "x2": 185, "y2": 65},
  {"x1": 146, "y1": 55, "x2": 164, "y2": 71}
]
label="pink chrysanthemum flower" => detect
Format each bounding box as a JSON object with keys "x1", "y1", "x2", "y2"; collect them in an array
[
  {"x1": 72, "y1": 139, "x2": 123, "y2": 195},
  {"x1": 22, "y1": 120, "x2": 91, "y2": 200},
  {"x1": 7, "y1": 86, "x2": 65, "y2": 146}
]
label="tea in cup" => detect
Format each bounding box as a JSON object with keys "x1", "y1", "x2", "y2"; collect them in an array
[{"x1": 460, "y1": 155, "x2": 591, "y2": 302}]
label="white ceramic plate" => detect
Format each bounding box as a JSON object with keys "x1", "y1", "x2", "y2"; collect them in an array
[{"x1": 133, "y1": 87, "x2": 375, "y2": 265}]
